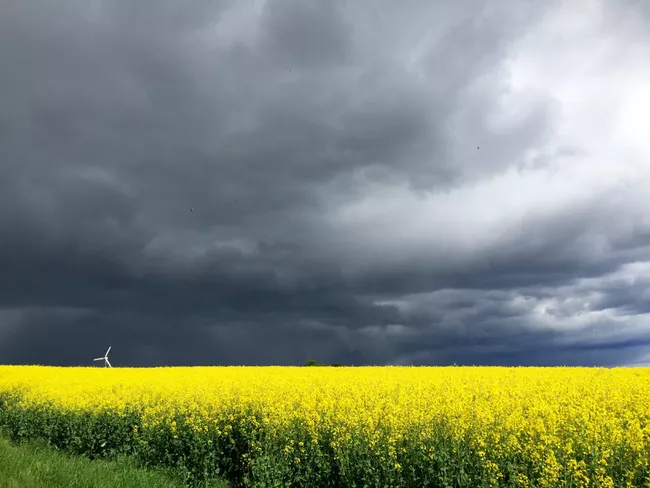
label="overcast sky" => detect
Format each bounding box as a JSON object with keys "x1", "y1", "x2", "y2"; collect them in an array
[{"x1": 1, "y1": 0, "x2": 650, "y2": 367}]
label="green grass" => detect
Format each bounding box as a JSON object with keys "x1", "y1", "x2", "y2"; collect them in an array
[{"x1": 0, "y1": 435, "x2": 229, "y2": 488}]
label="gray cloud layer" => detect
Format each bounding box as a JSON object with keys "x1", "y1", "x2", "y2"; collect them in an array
[{"x1": 1, "y1": 0, "x2": 650, "y2": 366}]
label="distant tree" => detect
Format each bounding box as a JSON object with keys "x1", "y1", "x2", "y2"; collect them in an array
[
  {"x1": 328, "y1": 363, "x2": 345, "y2": 367},
  {"x1": 304, "y1": 359, "x2": 322, "y2": 367}
]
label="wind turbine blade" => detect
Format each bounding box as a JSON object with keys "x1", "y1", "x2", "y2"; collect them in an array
[
  {"x1": 94, "y1": 358, "x2": 103, "y2": 361},
  {"x1": 105, "y1": 358, "x2": 112, "y2": 367},
  {"x1": 105, "y1": 346, "x2": 111, "y2": 356}
]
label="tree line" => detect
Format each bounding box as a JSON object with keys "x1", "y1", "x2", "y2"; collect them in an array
[{"x1": 303, "y1": 359, "x2": 352, "y2": 367}]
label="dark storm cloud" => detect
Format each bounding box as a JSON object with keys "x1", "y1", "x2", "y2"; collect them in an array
[
  {"x1": 1, "y1": 0, "x2": 650, "y2": 366},
  {"x1": 260, "y1": 0, "x2": 353, "y2": 69}
]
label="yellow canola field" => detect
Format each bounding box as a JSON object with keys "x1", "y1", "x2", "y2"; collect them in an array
[{"x1": 1, "y1": 366, "x2": 650, "y2": 487}]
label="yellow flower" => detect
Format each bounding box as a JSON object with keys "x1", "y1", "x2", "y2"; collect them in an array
[{"x1": 1, "y1": 365, "x2": 649, "y2": 485}]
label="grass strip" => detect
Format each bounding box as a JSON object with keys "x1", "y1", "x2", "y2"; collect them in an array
[{"x1": 0, "y1": 434, "x2": 229, "y2": 488}]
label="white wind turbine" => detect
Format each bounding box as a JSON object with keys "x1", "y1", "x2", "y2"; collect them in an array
[{"x1": 94, "y1": 346, "x2": 112, "y2": 367}]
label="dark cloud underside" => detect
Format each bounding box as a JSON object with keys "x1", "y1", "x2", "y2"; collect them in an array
[{"x1": 1, "y1": 0, "x2": 650, "y2": 366}]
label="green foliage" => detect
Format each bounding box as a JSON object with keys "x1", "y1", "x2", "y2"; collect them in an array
[
  {"x1": 2, "y1": 389, "x2": 650, "y2": 487},
  {"x1": 0, "y1": 392, "x2": 520, "y2": 487},
  {"x1": 0, "y1": 432, "x2": 229, "y2": 488},
  {"x1": 304, "y1": 360, "x2": 348, "y2": 367},
  {"x1": 0, "y1": 392, "x2": 231, "y2": 487}
]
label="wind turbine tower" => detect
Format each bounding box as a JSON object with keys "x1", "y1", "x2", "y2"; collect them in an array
[{"x1": 94, "y1": 346, "x2": 112, "y2": 367}]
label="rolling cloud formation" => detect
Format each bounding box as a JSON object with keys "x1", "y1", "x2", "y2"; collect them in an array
[{"x1": 1, "y1": 0, "x2": 650, "y2": 366}]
